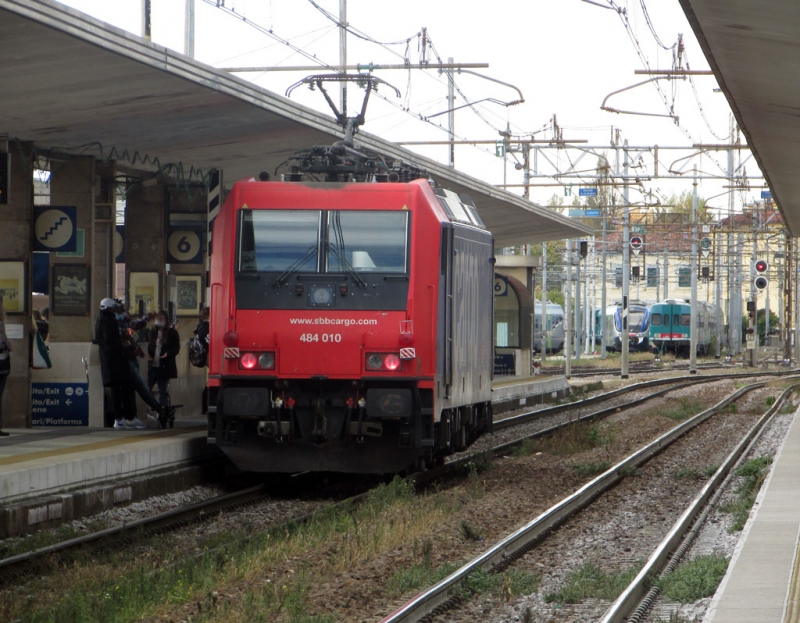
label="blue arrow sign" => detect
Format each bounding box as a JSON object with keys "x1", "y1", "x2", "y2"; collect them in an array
[
  {"x1": 579, "y1": 188, "x2": 598, "y2": 197},
  {"x1": 31, "y1": 382, "x2": 89, "y2": 426}
]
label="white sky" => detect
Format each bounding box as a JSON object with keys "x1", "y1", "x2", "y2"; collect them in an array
[{"x1": 56, "y1": 0, "x2": 759, "y2": 216}]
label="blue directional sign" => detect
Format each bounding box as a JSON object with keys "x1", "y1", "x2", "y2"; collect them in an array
[
  {"x1": 584, "y1": 209, "x2": 601, "y2": 217},
  {"x1": 579, "y1": 188, "x2": 598, "y2": 197},
  {"x1": 761, "y1": 190, "x2": 772, "y2": 199},
  {"x1": 31, "y1": 382, "x2": 89, "y2": 426}
]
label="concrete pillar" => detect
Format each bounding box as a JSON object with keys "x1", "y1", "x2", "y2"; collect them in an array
[{"x1": 47, "y1": 156, "x2": 107, "y2": 427}]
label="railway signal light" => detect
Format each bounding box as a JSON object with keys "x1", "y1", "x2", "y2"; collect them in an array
[{"x1": 754, "y1": 258, "x2": 768, "y2": 290}]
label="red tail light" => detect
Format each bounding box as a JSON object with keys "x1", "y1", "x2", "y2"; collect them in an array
[
  {"x1": 384, "y1": 354, "x2": 401, "y2": 370},
  {"x1": 240, "y1": 352, "x2": 257, "y2": 369}
]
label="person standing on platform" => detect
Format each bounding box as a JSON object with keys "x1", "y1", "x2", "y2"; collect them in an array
[
  {"x1": 116, "y1": 302, "x2": 165, "y2": 425},
  {"x1": 147, "y1": 310, "x2": 181, "y2": 423},
  {"x1": 0, "y1": 302, "x2": 11, "y2": 437},
  {"x1": 95, "y1": 298, "x2": 140, "y2": 429}
]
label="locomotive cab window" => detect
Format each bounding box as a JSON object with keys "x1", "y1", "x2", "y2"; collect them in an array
[
  {"x1": 326, "y1": 210, "x2": 409, "y2": 274},
  {"x1": 239, "y1": 210, "x2": 321, "y2": 272}
]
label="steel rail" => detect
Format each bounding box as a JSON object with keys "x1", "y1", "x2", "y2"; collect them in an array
[
  {"x1": 380, "y1": 379, "x2": 772, "y2": 623},
  {"x1": 492, "y1": 370, "x2": 795, "y2": 433},
  {"x1": 600, "y1": 382, "x2": 800, "y2": 623}
]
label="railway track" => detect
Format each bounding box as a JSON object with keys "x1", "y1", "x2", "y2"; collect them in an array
[
  {"x1": 540, "y1": 360, "x2": 730, "y2": 377},
  {"x1": 2, "y1": 371, "x2": 795, "y2": 620},
  {"x1": 379, "y1": 377, "x2": 798, "y2": 622}
]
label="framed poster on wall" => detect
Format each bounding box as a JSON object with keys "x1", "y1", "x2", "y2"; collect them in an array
[
  {"x1": 175, "y1": 275, "x2": 202, "y2": 316},
  {"x1": 51, "y1": 264, "x2": 91, "y2": 316},
  {"x1": 127, "y1": 272, "x2": 160, "y2": 315},
  {"x1": 0, "y1": 260, "x2": 26, "y2": 314}
]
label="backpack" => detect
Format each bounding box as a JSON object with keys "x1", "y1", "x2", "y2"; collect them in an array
[{"x1": 188, "y1": 335, "x2": 208, "y2": 367}]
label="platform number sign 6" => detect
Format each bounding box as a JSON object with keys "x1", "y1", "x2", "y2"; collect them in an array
[
  {"x1": 167, "y1": 229, "x2": 203, "y2": 264},
  {"x1": 494, "y1": 276, "x2": 508, "y2": 297}
]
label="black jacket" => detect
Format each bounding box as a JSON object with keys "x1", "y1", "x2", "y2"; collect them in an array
[
  {"x1": 95, "y1": 310, "x2": 127, "y2": 386},
  {"x1": 147, "y1": 326, "x2": 181, "y2": 379}
]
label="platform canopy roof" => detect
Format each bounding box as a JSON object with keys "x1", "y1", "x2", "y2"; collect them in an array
[
  {"x1": 679, "y1": 0, "x2": 800, "y2": 236},
  {"x1": 0, "y1": 0, "x2": 592, "y2": 247}
]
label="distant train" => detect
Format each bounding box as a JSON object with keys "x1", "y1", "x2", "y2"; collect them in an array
[
  {"x1": 594, "y1": 302, "x2": 651, "y2": 352},
  {"x1": 648, "y1": 299, "x2": 717, "y2": 356},
  {"x1": 533, "y1": 301, "x2": 565, "y2": 354},
  {"x1": 206, "y1": 145, "x2": 494, "y2": 474}
]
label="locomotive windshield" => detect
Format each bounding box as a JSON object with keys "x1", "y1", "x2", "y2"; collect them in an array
[
  {"x1": 239, "y1": 210, "x2": 321, "y2": 272},
  {"x1": 615, "y1": 309, "x2": 647, "y2": 332},
  {"x1": 238, "y1": 209, "x2": 409, "y2": 275},
  {"x1": 326, "y1": 211, "x2": 408, "y2": 273}
]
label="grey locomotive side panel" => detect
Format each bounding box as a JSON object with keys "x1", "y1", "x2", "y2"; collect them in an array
[{"x1": 446, "y1": 225, "x2": 494, "y2": 409}]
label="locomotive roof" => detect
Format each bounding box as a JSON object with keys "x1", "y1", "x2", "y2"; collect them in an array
[{"x1": 0, "y1": 0, "x2": 591, "y2": 247}]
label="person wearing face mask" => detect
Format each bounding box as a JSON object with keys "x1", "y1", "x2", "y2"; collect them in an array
[
  {"x1": 146, "y1": 310, "x2": 181, "y2": 424},
  {"x1": 116, "y1": 302, "x2": 166, "y2": 426}
]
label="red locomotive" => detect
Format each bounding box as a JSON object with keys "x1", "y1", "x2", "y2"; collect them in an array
[
  {"x1": 207, "y1": 146, "x2": 494, "y2": 473},
  {"x1": 207, "y1": 75, "x2": 494, "y2": 473}
]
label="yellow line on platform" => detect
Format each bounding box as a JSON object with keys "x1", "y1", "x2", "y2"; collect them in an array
[{"x1": 0, "y1": 428, "x2": 205, "y2": 467}]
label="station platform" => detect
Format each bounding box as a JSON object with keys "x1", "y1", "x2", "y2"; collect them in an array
[
  {"x1": 0, "y1": 418, "x2": 221, "y2": 538},
  {"x1": 705, "y1": 407, "x2": 800, "y2": 622},
  {"x1": 491, "y1": 373, "x2": 572, "y2": 414},
  {"x1": 0, "y1": 374, "x2": 573, "y2": 539}
]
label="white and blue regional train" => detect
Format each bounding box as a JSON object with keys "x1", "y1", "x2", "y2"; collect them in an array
[{"x1": 594, "y1": 302, "x2": 651, "y2": 352}]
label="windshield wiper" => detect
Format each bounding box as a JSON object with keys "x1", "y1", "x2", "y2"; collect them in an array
[
  {"x1": 273, "y1": 244, "x2": 318, "y2": 287},
  {"x1": 327, "y1": 243, "x2": 367, "y2": 288}
]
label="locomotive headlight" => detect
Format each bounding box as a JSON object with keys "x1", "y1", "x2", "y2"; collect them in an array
[
  {"x1": 239, "y1": 351, "x2": 276, "y2": 370},
  {"x1": 365, "y1": 352, "x2": 403, "y2": 371},
  {"x1": 258, "y1": 352, "x2": 276, "y2": 370},
  {"x1": 366, "y1": 353, "x2": 384, "y2": 370}
]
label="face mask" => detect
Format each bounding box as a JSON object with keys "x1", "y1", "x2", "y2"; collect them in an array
[
  {"x1": 115, "y1": 313, "x2": 126, "y2": 321},
  {"x1": 154, "y1": 321, "x2": 165, "y2": 327}
]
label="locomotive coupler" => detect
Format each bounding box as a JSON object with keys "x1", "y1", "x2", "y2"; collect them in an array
[{"x1": 259, "y1": 396, "x2": 286, "y2": 441}]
